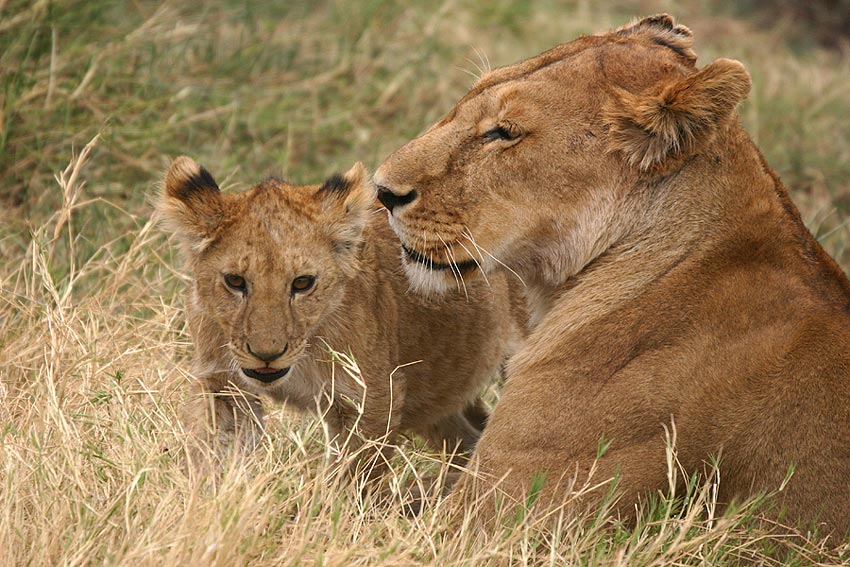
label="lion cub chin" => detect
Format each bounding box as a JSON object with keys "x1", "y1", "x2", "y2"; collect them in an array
[{"x1": 159, "y1": 156, "x2": 520, "y2": 477}]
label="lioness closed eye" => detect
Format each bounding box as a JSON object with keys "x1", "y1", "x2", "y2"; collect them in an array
[
  {"x1": 375, "y1": 14, "x2": 850, "y2": 532},
  {"x1": 159, "y1": 157, "x2": 523, "y2": 476}
]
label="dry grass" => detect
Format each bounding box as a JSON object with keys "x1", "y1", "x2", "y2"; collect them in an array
[{"x1": 2, "y1": 1, "x2": 850, "y2": 565}]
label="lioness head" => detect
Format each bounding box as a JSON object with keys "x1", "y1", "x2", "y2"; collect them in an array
[
  {"x1": 374, "y1": 14, "x2": 750, "y2": 294},
  {"x1": 160, "y1": 156, "x2": 373, "y2": 389}
]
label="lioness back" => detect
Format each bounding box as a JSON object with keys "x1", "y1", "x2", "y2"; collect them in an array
[
  {"x1": 374, "y1": 14, "x2": 850, "y2": 533},
  {"x1": 159, "y1": 157, "x2": 521, "y2": 471}
]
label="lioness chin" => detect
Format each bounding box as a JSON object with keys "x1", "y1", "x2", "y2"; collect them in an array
[
  {"x1": 375, "y1": 14, "x2": 850, "y2": 533},
  {"x1": 159, "y1": 157, "x2": 522, "y2": 477}
]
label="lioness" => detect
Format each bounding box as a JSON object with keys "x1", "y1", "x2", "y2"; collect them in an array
[
  {"x1": 159, "y1": 156, "x2": 521, "y2": 471},
  {"x1": 374, "y1": 15, "x2": 850, "y2": 532}
]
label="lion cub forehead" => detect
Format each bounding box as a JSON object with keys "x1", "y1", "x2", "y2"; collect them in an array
[
  {"x1": 209, "y1": 180, "x2": 320, "y2": 247},
  {"x1": 241, "y1": 178, "x2": 323, "y2": 220}
]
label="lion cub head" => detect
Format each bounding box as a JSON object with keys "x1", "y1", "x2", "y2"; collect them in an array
[
  {"x1": 374, "y1": 14, "x2": 750, "y2": 294},
  {"x1": 160, "y1": 156, "x2": 373, "y2": 388}
]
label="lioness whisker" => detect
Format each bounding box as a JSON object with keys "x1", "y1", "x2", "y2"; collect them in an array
[
  {"x1": 433, "y1": 230, "x2": 461, "y2": 293},
  {"x1": 474, "y1": 44, "x2": 492, "y2": 74},
  {"x1": 462, "y1": 227, "x2": 526, "y2": 288},
  {"x1": 463, "y1": 60, "x2": 484, "y2": 83},
  {"x1": 456, "y1": 63, "x2": 483, "y2": 83},
  {"x1": 442, "y1": 242, "x2": 463, "y2": 294},
  {"x1": 460, "y1": 228, "x2": 490, "y2": 269},
  {"x1": 438, "y1": 231, "x2": 468, "y2": 300},
  {"x1": 423, "y1": 229, "x2": 434, "y2": 274},
  {"x1": 455, "y1": 237, "x2": 491, "y2": 289}
]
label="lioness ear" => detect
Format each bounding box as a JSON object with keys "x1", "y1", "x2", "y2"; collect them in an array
[
  {"x1": 604, "y1": 58, "x2": 751, "y2": 171},
  {"x1": 159, "y1": 156, "x2": 224, "y2": 254}
]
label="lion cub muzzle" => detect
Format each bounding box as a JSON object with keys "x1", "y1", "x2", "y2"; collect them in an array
[
  {"x1": 246, "y1": 342, "x2": 288, "y2": 364},
  {"x1": 242, "y1": 366, "x2": 290, "y2": 383},
  {"x1": 241, "y1": 343, "x2": 291, "y2": 383}
]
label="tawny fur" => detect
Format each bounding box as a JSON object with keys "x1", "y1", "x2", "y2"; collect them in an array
[
  {"x1": 374, "y1": 14, "x2": 850, "y2": 533},
  {"x1": 159, "y1": 158, "x2": 523, "y2": 473}
]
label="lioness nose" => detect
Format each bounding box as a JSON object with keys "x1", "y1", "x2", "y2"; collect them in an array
[
  {"x1": 376, "y1": 184, "x2": 417, "y2": 213},
  {"x1": 247, "y1": 343, "x2": 288, "y2": 363}
]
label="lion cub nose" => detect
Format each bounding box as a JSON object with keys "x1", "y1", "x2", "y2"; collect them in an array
[
  {"x1": 376, "y1": 184, "x2": 418, "y2": 213},
  {"x1": 247, "y1": 343, "x2": 288, "y2": 363}
]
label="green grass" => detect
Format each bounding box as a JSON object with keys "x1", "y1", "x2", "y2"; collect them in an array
[{"x1": 1, "y1": 1, "x2": 849, "y2": 565}]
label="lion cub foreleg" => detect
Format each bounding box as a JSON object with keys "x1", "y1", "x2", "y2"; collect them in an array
[
  {"x1": 184, "y1": 372, "x2": 265, "y2": 461},
  {"x1": 324, "y1": 368, "x2": 407, "y2": 483}
]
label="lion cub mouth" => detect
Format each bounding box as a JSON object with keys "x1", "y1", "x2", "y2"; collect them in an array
[
  {"x1": 242, "y1": 367, "x2": 290, "y2": 383},
  {"x1": 401, "y1": 243, "x2": 478, "y2": 273}
]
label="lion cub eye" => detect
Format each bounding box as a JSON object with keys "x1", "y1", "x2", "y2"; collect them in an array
[
  {"x1": 291, "y1": 275, "x2": 316, "y2": 294},
  {"x1": 224, "y1": 273, "x2": 247, "y2": 292}
]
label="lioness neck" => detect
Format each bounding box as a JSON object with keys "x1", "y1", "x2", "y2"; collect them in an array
[{"x1": 518, "y1": 123, "x2": 846, "y2": 348}]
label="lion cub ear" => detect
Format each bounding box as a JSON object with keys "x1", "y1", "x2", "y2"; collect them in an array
[
  {"x1": 159, "y1": 156, "x2": 224, "y2": 255},
  {"x1": 604, "y1": 58, "x2": 751, "y2": 171},
  {"x1": 316, "y1": 162, "x2": 375, "y2": 270}
]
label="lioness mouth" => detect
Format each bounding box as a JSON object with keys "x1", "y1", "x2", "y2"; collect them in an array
[
  {"x1": 401, "y1": 243, "x2": 478, "y2": 273},
  {"x1": 242, "y1": 367, "x2": 290, "y2": 383}
]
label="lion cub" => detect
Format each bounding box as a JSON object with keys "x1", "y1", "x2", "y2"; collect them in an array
[{"x1": 159, "y1": 156, "x2": 519, "y2": 469}]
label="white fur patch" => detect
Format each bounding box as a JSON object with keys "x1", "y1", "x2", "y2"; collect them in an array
[{"x1": 402, "y1": 257, "x2": 452, "y2": 297}]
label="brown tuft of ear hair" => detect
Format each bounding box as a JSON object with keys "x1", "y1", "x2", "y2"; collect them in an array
[
  {"x1": 316, "y1": 162, "x2": 376, "y2": 273},
  {"x1": 613, "y1": 14, "x2": 696, "y2": 64},
  {"x1": 159, "y1": 156, "x2": 224, "y2": 254},
  {"x1": 316, "y1": 161, "x2": 374, "y2": 215},
  {"x1": 604, "y1": 58, "x2": 751, "y2": 172}
]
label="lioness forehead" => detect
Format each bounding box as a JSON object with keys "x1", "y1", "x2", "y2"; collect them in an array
[
  {"x1": 468, "y1": 36, "x2": 605, "y2": 100},
  {"x1": 439, "y1": 20, "x2": 695, "y2": 126}
]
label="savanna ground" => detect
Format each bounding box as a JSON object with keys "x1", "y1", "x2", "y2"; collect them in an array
[{"x1": 2, "y1": 1, "x2": 850, "y2": 565}]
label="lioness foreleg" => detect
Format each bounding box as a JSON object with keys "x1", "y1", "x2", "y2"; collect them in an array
[{"x1": 420, "y1": 408, "x2": 485, "y2": 463}]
